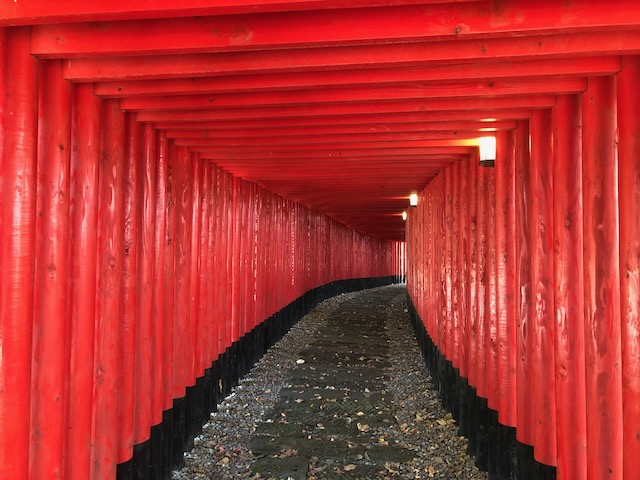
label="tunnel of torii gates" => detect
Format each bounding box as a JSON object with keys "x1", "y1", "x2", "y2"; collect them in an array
[{"x1": 0, "y1": 1, "x2": 639, "y2": 479}]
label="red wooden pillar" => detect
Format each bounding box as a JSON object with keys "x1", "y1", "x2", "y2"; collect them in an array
[
  {"x1": 529, "y1": 108, "x2": 557, "y2": 466},
  {"x1": 582, "y1": 75, "x2": 623, "y2": 480},
  {"x1": 163, "y1": 140, "x2": 176, "y2": 412},
  {"x1": 189, "y1": 153, "x2": 201, "y2": 386},
  {"x1": 495, "y1": 130, "x2": 517, "y2": 428},
  {"x1": 552, "y1": 94, "x2": 587, "y2": 479},
  {"x1": 67, "y1": 83, "x2": 101, "y2": 480},
  {"x1": 198, "y1": 160, "x2": 212, "y2": 375},
  {"x1": 485, "y1": 166, "x2": 498, "y2": 411},
  {"x1": 514, "y1": 119, "x2": 534, "y2": 447},
  {"x1": 458, "y1": 159, "x2": 469, "y2": 379},
  {"x1": 468, "y1": 156, "x2": 479, "y2": 390},
  {"x1": 239, "y1": 181, "x2": 249, "y2": 337},
  {"x1": 136, "y1": 124, "x2": 158, "y2": 443},
  {"x1": 250, "y1": 184, "x2": 259, "y2": 330},
  {"x1": 451, "y1": 163, "x2": 460, "y2": 370},
  {"x1": 224, "y1": 171, "x2": 234, "y2": 352},
  {"x1": 476, "y1": 161, "x2": 487, "y2": 399},
  {"x1": 617, "y1": 56, "x2": 640, "y2": 479},
  {"x1": 30, "y1": 59, "x2": 71, "y2": 480},
  {"x1": 92, "y1": 98, "x2": 125, "y2": 479},
  {"x1": 0, "y1": 27, "x2": 38, "y2": 480},
  {"x1": 120, "y1": 112, "x2": 141, "y2": 464},
  {"x1": 213, "y1": 167, "x2": 225, "y2": 359},
  {"x1": 214, "y1": 167, "x2": 222, "y2": 348},
  {"x1": 231, "y1": 177, "x2": 241, "y2": 344},
  {"x1": 444, "y1": 167, "x2": 453, "y2": 361},
  {"x1": 205, "y1": 164, "x2": 216, "y2": 364},
  {"x1": 173, "y1": 146, "x2": 193, "y2": 399}
]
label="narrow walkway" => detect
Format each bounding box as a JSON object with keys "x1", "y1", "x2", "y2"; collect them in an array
[{"x1": 174, "y1": 286, "x2": 486, "y2": 479}]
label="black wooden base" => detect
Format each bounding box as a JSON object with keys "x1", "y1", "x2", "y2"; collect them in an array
[
  {"x1": 406, "y1": 294, "x2": 557, "y2": 480},
  {"x1": 117, "y1": 276, "x2": 397, "y2": 480}
]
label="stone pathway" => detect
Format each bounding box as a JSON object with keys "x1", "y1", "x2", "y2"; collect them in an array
[
  {"x1": 173, "y1": 286, "x2": 486, "y2": 479},
  {"x1": 251, "y1": 290, "x2": 410, "y2": 479}
]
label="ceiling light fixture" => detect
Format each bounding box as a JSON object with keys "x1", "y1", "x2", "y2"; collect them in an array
[{"x1": 479, "y1": 136, "x2": 496, "y2": 167}]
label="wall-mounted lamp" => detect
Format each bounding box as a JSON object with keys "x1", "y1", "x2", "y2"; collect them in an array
[
  {"x1": 479, "y1": 136, "x2": 496, "y2": 167},
  {"x1": 402, "y1": 211, "x2": 407, "y2": 221},
  {"x1": 409, "y1": 193, "x2": 418, "y2": 207}
]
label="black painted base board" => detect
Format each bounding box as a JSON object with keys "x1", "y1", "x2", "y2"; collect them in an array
[
  {"x1": 406, "y1": 294, "x2": 556, "y2": 480},
  {"x1": 117, "y1": 276, "x2": 397, "y2": 480}
]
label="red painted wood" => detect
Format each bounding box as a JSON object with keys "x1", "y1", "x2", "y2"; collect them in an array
[
  {"x1": 1, "y1": 0, "x2": 474, "y2": 25},
  {"x1": 485, "y1": 167, "x2": 498, "y2": 411},
  {"x1": 231, "y1": 177, "x2": 240, "y2": 344},
  {"x1": 152, "y1": 110, "x2": 532, "y2": 130},
  {"x1": 120, "y1": 79, "x2": 585, "y2": 111},
  {"x1": 31, "y1": 1, "x2": 640, "y2": 57},
  {"x1": 223, "y1": 171, "x2": 234, "y2": 351},
  {"x1": 444, "y1": 167, "x2": 453, "y2": 361},
  {"x1": 135, "y1": 97, "x2": 556, "y2": 122},
  {"x1": 63, "y1": 31, "x2": 640, "y2": 81},
  {"x1": 163, "y1": 121, "x2": 516, "y2": 139},
  {"x1": 451, "y1": 163, "x2": 460, "y2": 370},
  {"x1": 468, "y1": 156, "x2": 479, "y2": 391},
  {"x1": 211, "y1": 166, "x2": 222, "y2": 360},
  {"x1": 617, "y1": 56, "x2": 640, "y2": 479},
  {"x1": 94, "y1": 56, "x2": 619, "y2": 98},
  {"x1": 494, "y1": 130, "x2": 517, "y2": 428},
  {"x1": 529, "y1": 108, "x2": 557, "y2": 467},
  {"x1": 458, "y1": 159, "x2": 469, "y2": 379},
  {"x1": 475, "y1": 161, "x2": 487, "y2": 399},
  {"x1": 67, "y1": 82, "x2": 101, "y2": 480},
  {"x1": 3, "y1": 2, "x2": 640, "y2": 476},
  {"x1": 435, "y1": 175, "x2": 445, "y2": 357},
  {"x1": 552, "y1": 94, "x2": 587, "y2": 479},
  {"x1": 30, "y1": 59, "x2": 71, "y2": 480},
  {"x1": 199, "y1": 147, "x2": 475, "y2": 159},
  {"x1": 0, "y1": 27, "x2": 38, "y2": 480},
  {"x1": 150, "y1": 130, "x2": 167, "y2": 424},
  {"x1": 582, "y1": 75, "x2": 623, "y2": 480},
  {"x1": 189, "y1": 153, "x2": 201, "y2": 386},
  {"x1": 119, "y1": 112, "x2": 140, "y2": 463},
  {"x1": 514, "y1": 119, "x2": 534, "y2": 446},
  {"x1": 162, "y1": 140, "x2": 176, "y2": 411},
  {"x1": 213, "y1": 167, "x2": 225, "y2": 360},
  {"x1": 173, "y1": 133, "x2": 498, "y2": 149},
  {"x1": 135, "y1": 123, "x2": 157, "y2": 442},
  {"x1": 173, "y1": 146, "x2": 193, "y2": 398},
  {"x1": 92, "y1": 98, "x2": 125, "y2": 479},
  {"x1": 197, "y1": 159, "x2": 211, "y2": 374}
]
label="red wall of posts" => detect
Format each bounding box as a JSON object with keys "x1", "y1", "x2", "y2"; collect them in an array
[
  {"x1": 406, "y1": 60, "x2": 640, "y2": 480},
  {"x1": 0, "y1": 32, "x2": 402, "y2": 479}
]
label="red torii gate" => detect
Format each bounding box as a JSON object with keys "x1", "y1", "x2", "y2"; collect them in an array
[{"x1": 0, "y1": 1, "x2": 639, "y2": 479}]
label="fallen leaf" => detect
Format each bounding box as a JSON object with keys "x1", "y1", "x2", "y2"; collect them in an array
[
  {"x1": 428, "y1": 465, "x2": 435, "y2": 477},
  {"x1": 357, "y1": 423, "x2": 370, "y2": 432},
  {"x1": 344, "y1": 464, "x2": 357, "y2": 471}
]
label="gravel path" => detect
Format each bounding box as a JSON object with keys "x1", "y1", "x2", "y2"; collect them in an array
[{"x1": 173, "y1": 285, "x2": 487, "y2": 479}]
